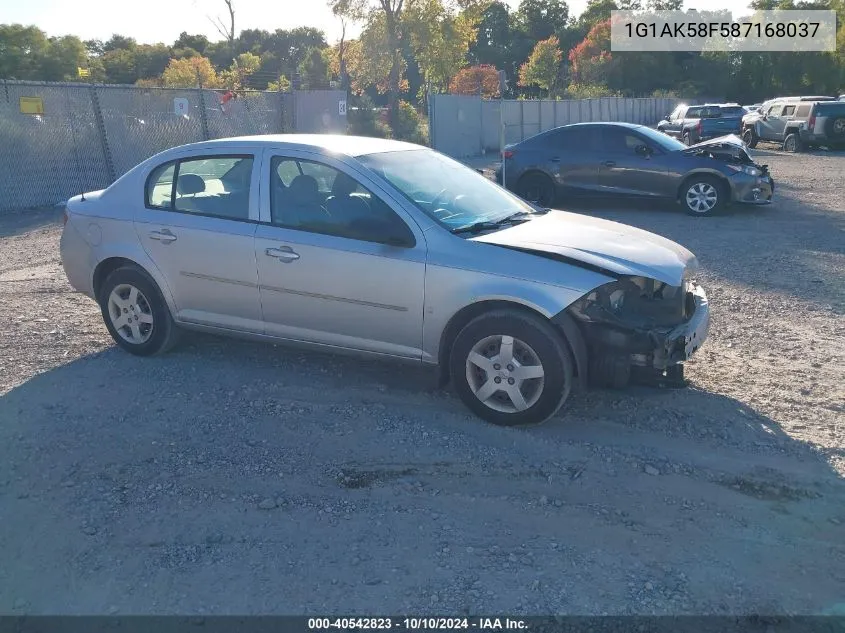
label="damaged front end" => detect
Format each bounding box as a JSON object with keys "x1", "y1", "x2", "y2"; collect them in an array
[
  {"x1": 683, "y1": 135, "x2": 774, "y2": 204},
  {"x1": 563, "y1": 274, "x2": 710, "y2": 388}
]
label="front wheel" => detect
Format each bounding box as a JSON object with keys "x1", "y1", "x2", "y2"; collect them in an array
[
  {"x1": 742, "y1": 128, "x2": 758, "y2": 149},
  {"x1": 517, "y1": 173, "x2": 556, "y2": 207},
  {"x1": 99, "y1": 266, "x2": 181, "y2": 356},
  {"x1": 449, "y1": 310, "x2": 574, "y2": 426},
  {"x1": 680, "y1": 175, "x2": 725, "y2": 217}
]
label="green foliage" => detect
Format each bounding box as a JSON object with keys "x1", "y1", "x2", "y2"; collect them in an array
[
  {"x1": 393, "y1": 100, "x2": 429, "y2": 145},
  {"x1": 297, "y1": 47, "x2": 331, "y2": 89},
  {"x1": 518, "y1": 36, "x2": 562, "y2": 93},
  {"x1": 564, "y1": 83, "x2": 619, "y2": 98},
  {"x1": 348, "y1": 94, "x2": 392, "y2": 138}
]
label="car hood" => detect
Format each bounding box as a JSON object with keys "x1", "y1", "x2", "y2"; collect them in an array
[
  {"x1": 685, "y1": 133, "x2": 744, "y2": 150},
  {"x1": 680, "y1": 133, "x2": 759, "y2": 165},
  {"x1": 472, "y1": 211, "x2": 698, "y2": 286}
]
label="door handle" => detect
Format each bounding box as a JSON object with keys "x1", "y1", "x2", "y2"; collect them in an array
[
  {"x1": 603, "y1": 161, "x2": 617, "y2": 167},
  {"x1": 265, "y1": 246, "x2": 300, "y2": 262},
  {"x1": 149, "y1": 229, "x2": 177, "y2": 243}
]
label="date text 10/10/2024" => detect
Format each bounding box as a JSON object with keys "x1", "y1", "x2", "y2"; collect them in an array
[{"x1": 308, "y1": 618, "x2": 528, "y2": 630}]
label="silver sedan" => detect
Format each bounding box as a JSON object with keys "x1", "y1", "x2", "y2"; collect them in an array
[{"x1": 60, "y1": 134, "x2": 710, "y2": 426}]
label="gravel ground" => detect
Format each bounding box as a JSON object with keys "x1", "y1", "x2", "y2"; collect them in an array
[{"x1": 0, "y1": 148, "x2": 843, "y2": 616}]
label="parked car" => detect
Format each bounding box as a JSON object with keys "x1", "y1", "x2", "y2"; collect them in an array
[
  {"x1": 60, "y1": 135, "x2": 711, "y2": 427},
  {"x1": 742, "y1": 98, "x2": 845, "y2": 151},
  {"x1": 495, "y1": 122, "x2": 773, "y2": 216},
  {"x1": 657, "y1": 103, "x2": 745, "y2": 145},
  {"x1": 743, "y1": 104, "x2": 762, "y2": 113}
]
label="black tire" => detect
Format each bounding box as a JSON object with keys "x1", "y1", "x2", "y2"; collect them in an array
[
  {"x1": 682, "y1": 131, "x2": 692, "y2": 146},
  {"x1": 679, "y1": 175, "x2": 726, "y2": 217},
  {"x1": 98, "y1": 265, "x2": 181, "y2": 356},
  {"x1": 449, "y1": 310, "x2": 574, "y2": 426},
  {"x1": 783, "y1": 132, "x2": 802, "y2": 153},
  {"x1": 516, "y1": 172, "x2": 556, "y2": 207},
  {"x1": 742, "y1": 127, "x2": 758, "y2": 149}
]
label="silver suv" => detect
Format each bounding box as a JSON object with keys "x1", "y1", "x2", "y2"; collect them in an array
[{"x1": 741, "y1": 96, "x2": 845, "y2": 152}]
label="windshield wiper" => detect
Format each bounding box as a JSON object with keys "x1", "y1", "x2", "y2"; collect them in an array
[{"x1": 451, "y1": 211, "x2": 536, "y2": 235}]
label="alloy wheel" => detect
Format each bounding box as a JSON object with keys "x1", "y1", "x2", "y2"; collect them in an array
[
  {"x1": 107, "y1": 283, "x2": 154, "y2": 344},
  {"x1": 686, "y1": 182, "x2": 718, "y2": 214},
  {"x1": 465, "y1": 335, "x2": 545, "y2": 413}
]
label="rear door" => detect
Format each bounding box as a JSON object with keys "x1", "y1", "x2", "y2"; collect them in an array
[
  {"x1": 539, "y1": 126, "x2": 602, "y2": 193},
  {"x1": 135, "y1": 150, "x2": 263, "y2": 333},
  {"x1": 596, "y1": 126, "x2": 673, "y2": 197}
]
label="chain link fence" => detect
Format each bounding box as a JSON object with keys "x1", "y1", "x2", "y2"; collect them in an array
[{"x1": 0, "y1": 80, "x2": 348, "y2": 213}]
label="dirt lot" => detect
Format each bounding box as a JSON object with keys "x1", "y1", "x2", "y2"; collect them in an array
[{"x1": 1, "y1": 147, "x2": 844, "y2": 616}]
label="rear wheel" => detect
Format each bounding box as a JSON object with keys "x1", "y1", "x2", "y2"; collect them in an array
[
  {"x1": 742, "y1": 127, "x2": 758, "y2": 149},
  {"x1": 98, "y1": 266, "x2": 181, "y2": 356},
  {"x1": 783, "y1": 132, "x2": 802, "y2": 153},
  {"x1": 449, "y1": 310, "x2": 574, "y2": 426},
  {"x1": 680, "y1": 175, "x2": 725, "y2": 217},
  {"x1": 517, "y1": 173, "x2": 556, "y2": 207}
]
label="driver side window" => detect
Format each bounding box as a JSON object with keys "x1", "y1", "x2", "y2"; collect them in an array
[{"x1": 269, "y1": 156, "x2": 415, "y2": 246}]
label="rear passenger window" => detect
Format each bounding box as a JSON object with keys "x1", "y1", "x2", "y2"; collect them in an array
[
  {"x1": 146, "y1": 163, "x2": 176, "y2": 209},
  {"x1": 145, "y1": 155, "x2": 254, "y2": 220},
  {"x1": 795, "y1": 105, "x2": 811, "y2": 117}
]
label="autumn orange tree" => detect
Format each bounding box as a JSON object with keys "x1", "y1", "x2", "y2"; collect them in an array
[
  {"x1": 568, "y1": 19, "x2": 612, "y2": 86},
  {"x1": 449, "y1": 64, "x2": 500, "y2": 98}
]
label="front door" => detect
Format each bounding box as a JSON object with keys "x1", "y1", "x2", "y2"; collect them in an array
[
  {"x1": 596, "y1": 127, "x2": 672, "y2": 197},
  {"x1": 254, "y1": 149, "x2": 428, "y2": 359},
  {"x1": 134, "y1": 151, "x2": 263, "y2": 332}
]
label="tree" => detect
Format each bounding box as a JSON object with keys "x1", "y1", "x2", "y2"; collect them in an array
[
  {"x1": 40, "y1": 36, "x2": 87, "y2": 81},
  {"x1": 174, "y1": 32, "x2": 209, "y2": 55},
  {"x1": 102, "y1": 34, "x2": 136, "y2": 52},
  {"x1": 577, "y1": 0, "x2": 618, "y2": 30},
  {"x1": 518, "y1": 35, "x2": 562, "y2": 94},
  {"x1": 449, "y1": 64, "x2": 500, "y2": 97},
  {"x1": 468, "y1": 1, "x2": 512, "y2": 69},
  {"x1": 297, "y1": 47, "x2": 331, "y2": 89},
  {"x1": 219, "y1": 51, "x2": 261, "y2": 90},
  {"x1": 0, "y1": 24, "x2": 49, "y2": 79},
  {"x1": 210, "y1": 0, "x2": 236, "y2": 46},
  {"x1": 329, "y1": 0, "x2": 408, "y2": 127},
  {"x1": 161, "y1": 56, "x2": 219, "y2": 87},
  {"x1": 405, "y1": 0, "x2": 478, "y2": 94},
  {"x1": 101, "y1": 48, "x2": 138, "y2": 84},
  {"x1": 515, "y1": 0, "x2": 570, "y2": 41}
]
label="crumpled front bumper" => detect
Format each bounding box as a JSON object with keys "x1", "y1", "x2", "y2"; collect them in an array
[
  {"x1": 730, "y1": 172, "x2": 774, "y2": 205},
  {"x1": 651, "y1": 283, "x2": 710, "y2": 369}
]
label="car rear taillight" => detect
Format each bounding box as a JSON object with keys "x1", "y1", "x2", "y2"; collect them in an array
[
  {"x1": 697, "y1": 120, "x2": 702, "y2": 136},
  {"x1": 808, "y1": 114, "x2": 816, "y2": 131},
  {"x1": 503, "y1": 150, "x2": 514, "y2": 159}
]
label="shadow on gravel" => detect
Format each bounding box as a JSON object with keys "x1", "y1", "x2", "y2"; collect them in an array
[
  {"x1": 3, "y1": 331, "x2": 842, "y2": 490},
  {"x1": 2, "y1": 331, "x2": 844, "y2": 613},
  {"x1": 0, "y1": 206, "x2": 63, "y2": 239}
]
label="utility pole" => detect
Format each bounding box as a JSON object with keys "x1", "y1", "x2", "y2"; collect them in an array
[{"x1": 498, "y1": 69, "x2": 509, "y2": 188}]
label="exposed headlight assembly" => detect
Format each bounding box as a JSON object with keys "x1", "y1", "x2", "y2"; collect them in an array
[{"x1": 727, "y1": 164, "x2": 761, "y2": 177}]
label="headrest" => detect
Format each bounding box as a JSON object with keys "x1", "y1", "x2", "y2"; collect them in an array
[
  {"x1": 331, "y1": 172, "x2": 359, "y2": 197},
  {"x1": 177, "y1": 173, "x2": 206, "y2": 195},
  {"x1": 289, "y1": 174, "x2": 319, "y2": 200}
]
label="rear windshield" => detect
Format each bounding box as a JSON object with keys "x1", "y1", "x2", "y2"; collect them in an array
[
  {"x1": 718, "y1": 106, "x2": 745, "y2": 116},
  {"x1": 796, "y1": 105, "x2": 812, "y2": 117}
]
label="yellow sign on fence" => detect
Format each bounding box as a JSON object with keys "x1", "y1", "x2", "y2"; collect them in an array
[{"x1": 19, "y1": 96, "x2": 44, "y2": 115}]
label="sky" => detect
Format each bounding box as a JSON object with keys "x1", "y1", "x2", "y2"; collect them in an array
[{"x1": 4, "y1": 0, "x2": 747, "y2": 45}]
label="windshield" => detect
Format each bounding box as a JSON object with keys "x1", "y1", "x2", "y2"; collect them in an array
[
  {"x1": 636, "y1": 125, "x2": 688, "y2": 152},
  {"x1": 358, "y1": 149, "x2": 536, "y2": 231}
]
